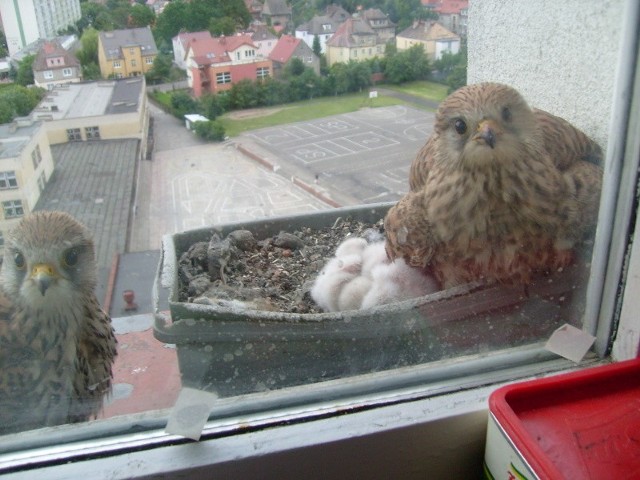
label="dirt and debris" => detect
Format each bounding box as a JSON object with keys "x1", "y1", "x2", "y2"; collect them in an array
[{"x1": 177, "y1": 217, "x2": 385, "y2": 314}]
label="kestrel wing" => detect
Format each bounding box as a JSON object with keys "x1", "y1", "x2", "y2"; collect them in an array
[
  {"x1": 534, "y1": 108, "x2": 603, "y2": 171},
  {"x1": 409, "y1": 134, "x2": 437, "y2": 192}
]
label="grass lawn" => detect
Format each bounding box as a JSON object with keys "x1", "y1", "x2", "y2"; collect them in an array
[
  {"x1": 382, "y1": 81, "x2": 449, "y2": 102},
  {"x1": 219, "y1": 92, "x2": 406, "y2": 137}
]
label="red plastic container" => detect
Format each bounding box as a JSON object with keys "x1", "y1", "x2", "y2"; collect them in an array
[{"x1": 484, "y1": 359, "x2": 640, "y2": 479}]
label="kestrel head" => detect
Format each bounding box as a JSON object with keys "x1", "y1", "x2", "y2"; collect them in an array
[
  {"x1": 2, "y1": 211, "x2": 97, "y2": 310},
  {"x1": 434, "y1": 82, "x2": 541, "y2": 170}
]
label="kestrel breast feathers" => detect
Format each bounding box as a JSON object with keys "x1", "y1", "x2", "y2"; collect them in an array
[
  {"x1": 0, "y1": 211, "x2": 116, "y2": 434},
  {"x1": 384, "y1": 82, "x2": 603, "y2": 289}
]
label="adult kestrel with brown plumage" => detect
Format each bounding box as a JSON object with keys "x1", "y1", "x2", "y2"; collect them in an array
[
  {"x1": 384, "y1": 82, "x2": 603, "y2": 289},
  {"x1": 0, "y1": 211, "x2": 116, "y2": 434}
]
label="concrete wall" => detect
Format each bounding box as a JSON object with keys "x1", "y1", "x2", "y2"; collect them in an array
[{"x1": 467, "y1": 0, "x2": 625, "y2": 149}]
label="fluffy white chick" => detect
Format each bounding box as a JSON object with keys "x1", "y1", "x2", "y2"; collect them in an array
[
  {"x1": 361, "y1": 241, "x2": 389, "y2": 277},
  {"x1": 361, "y1": 258, "x2": 440, "y2": 309},
  {"x1": 335, "y1": 237, "x2": 368, "y2": 258},
  {"x1": 310, "y1": 253, "x2": 362, "y2": 312},
  {"x1": 338, "y1": 275, "x2": 373, "y2": 311}
]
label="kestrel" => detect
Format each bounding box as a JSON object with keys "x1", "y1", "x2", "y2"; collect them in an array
[
  {"x1": 0, "y1": 211, "x2": 116, "y2": 434},
  {"x1": 384, "y1": 82, "x2": 603, "y2": 289}
]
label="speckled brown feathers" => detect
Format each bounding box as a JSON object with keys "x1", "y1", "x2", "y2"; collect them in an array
[
  {"x1": 385, "y1": 83, "x2": 603, "y2": 289},
  {"x1": 0, "y1": 211, "x2": 116, "y2": 434}
]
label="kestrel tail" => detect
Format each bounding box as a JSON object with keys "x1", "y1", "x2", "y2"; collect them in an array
[{"x1": 0, "y1": 211, "x2": 116, "y2": 434}]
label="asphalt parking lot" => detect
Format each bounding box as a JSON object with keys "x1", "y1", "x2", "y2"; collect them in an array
[{"x1": 239, "y1": 105, "x2": 434, "y2": 205}]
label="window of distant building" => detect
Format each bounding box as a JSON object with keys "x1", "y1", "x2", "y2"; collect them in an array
[
  {"x1": 145, "y1": 57, "x2": 154, "y2": 65},
  {"x1": 66, "y1": 128, "x2": 82, "y2": 141},
  {"x1": 0, "y1": 172, "x2": 18, "y2": 190},
  {"x1": 216, "y1": 71, "x2": 231, "y2": 84},
  {"x1": 256, "y1": 66, "x2": 269, "y2": 79},
  {"x1": 43, "y1": 70, "x2": 54, "y2": 79},
  {"x1": 131, "y1": 59, "x2": 137, "y2": 67},
  {"x1": 62, "y1": 68, "x2": 73, "y2": 77},
  {"x1": 3, "y1": 200, "x2": 24, "y2": 219},
  {"x1": 113, "y1": 61, "x2": 122, "y2": 69},
  {"x1": 37, "y1": 172, "x2": 46, "y2": 193},
  {"x1": 31, "y1": 146, "x2": 42, "y2": 169},
  {"x1": 85, "y1": 126, "x2": 100, "y2": 140}
]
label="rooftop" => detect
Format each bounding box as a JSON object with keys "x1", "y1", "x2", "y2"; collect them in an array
[
  {"x1": 397, "y1": 20, "x2": 460, "y2": 42},
  {"x1": 31, "y1": 78, "x2": 144, "y2": 120},
  {"x1": 99, "y1": 27, "x2": 158, "y2": 61},
  {"x1": 0, "y1": 120, "x2": 43, "y2": 160}
]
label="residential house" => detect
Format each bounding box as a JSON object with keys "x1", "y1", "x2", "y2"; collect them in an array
[
  {"x1": 261, "y1": 0, "x2": 292, "y2": 32},
  {"x1": 185, "y1": 33, "x2": 272, "y2": 97},
  {"x1": 396, "y1": 20, "x2": 460, "y2": 61},
  {"x1": 295, "y1": 4, "x2": 349, "y2": 54},
  {"x1": 359, "y1": 8, "x2": 396, "y2": 44},
  {"x1": 0, "y1": 119, "x2": 54, "y2": 248},
  {"x1": 247, "y1": 24, "x2": 279, "y2": 58},
  {"x1": 325, "y1": 17, "x2": 385, "y2": 66},
  {"x1": 32, "y1": 40, "x2": 82, "y2": 89},
  {"x1": 173, "y1": 31, "x2": 213, "y2": 70},
  {"x1": 269, "y1": 35, "x2": 320, "y2": 77},
  {"x1": 98, "y1": 27, "x2": 158, "y2": 79},
  {"x1": 0, "y1": 0, "x2": 81, "y2": 56},
  {"x1": 30, "y1": 77, "x2": 149, "y2": 158},
  {"x1": 421, "y1": 0, "x2": 468, "y2": 37}
]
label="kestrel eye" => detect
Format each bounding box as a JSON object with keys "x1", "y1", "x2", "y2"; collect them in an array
[
  {"x1": 454, "y1": 118, "x2": 467, "y2": 135},
  {"x1": 14, "y1": 252, "x2": 25, "y2": 270},
  {"x1": 502, "y1": 107, "x2": 512, "y2": 122},
  {"x1": 63, "y1": 248, "x2": 79, "y2": 267}
]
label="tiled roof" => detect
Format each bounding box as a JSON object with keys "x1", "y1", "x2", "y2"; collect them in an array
[
  {"x1": 268, "y1": 34, "x2": 300, "y2": 63},
  {"x1": 296, "y1": 14, "x2": 341, "y2": 35},
  {"x1": 100, "y1": 27, "x2": 158, "y2": 60},
  {"x1": 421, "y1": 0, "x2": 468, "y2": 15},
  {"x1": 189, "y1": 34, "x2": 256, "y2": 66},
  {"x1": 397, "y1": 20, "x2": 459, "y2": 41},
  {"x1": 32, "y1": 40, "x2": 80, "y2": 71},
  {"x1": 174, "y1": 31, "x2": 213, "y2": 50},
  {"x1": 262, "y1": 0, "x2": 292, "y2": 16},
  {"x1": 326, "y1": 17, "x2": 376, "y2": 48}
]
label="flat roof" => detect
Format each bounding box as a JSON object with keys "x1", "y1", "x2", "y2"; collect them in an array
[
  {"x1": 32, "y1": 78, "x2": 144, "y2": 121},
  {"x1": 0, "y1": 120, "x2": 43, "y2": 159}
]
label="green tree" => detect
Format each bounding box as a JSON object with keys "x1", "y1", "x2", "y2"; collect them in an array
[
  {"x1": 129, "y1": 4, "x2": 155, "y2": 28},
  {"x1": 76, "y1": 27, "x2": 99, "y2": 65},
  {"x1": 199, "y1": 94, "x2": 227, "y2": 119},
  {"x1": 0, "y1": 84, "x2": 45, "y2": 121},
  {"x1": 194, "y1": 120, "x2": 226, "y2": 141},
  {"x1": 15, "y1": 55, "x2": 35, "y2": 86},
  {"x1": 145, "y1": 52, "x2": 172, "y2": 84},
  {"x1": 153, "y1": 0, "x2": 190, "y2": 46},
  {"x1": 209, "y1": 16, "x2": 237, "y2": 36},
  {"x1": 312, "y1": 35, "x2": 322, "y2": 57},
  {"x1": 170, "y1": 91, "x2": 199, "y2": 119},
  {"x1": 0, "y1": 30, "x2": 8, "y2": 57},
  {"x1": 284, "y1": 57, "x2": 306, "y2": 77},
  {"x1": 82, "y1": 62, "x2": 102, "y2": 80},
  {"x1": 0, "y1": 102, "x2": 13, "y2": 124},
  {"x1": 384, "y1": 44, "x2": 430, "y2": 84}
]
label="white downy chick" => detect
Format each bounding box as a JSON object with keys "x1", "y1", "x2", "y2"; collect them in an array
[
  {"x1": 311, "y1": 253, "x2": 363, "y2": 312},
  {"x1": 338, "y1": 275, "x2": 373, "y2": 311},
  {"x1": 361, "y1": 241, "x2": 390, "y2": 277},
  {"x1": 361, "y1": 258, "x2": 440, "y2": 309},
  {"x1": 335, "y1": 237, "x2": 368, "y2": 258}
]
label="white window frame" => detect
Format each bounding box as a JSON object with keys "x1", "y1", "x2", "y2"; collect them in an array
[
  {"x1": 0, "y1": 4, "x2": 637, "y2": 477},
  {"x1": 113, "y1": 60, "x2": 121, "y2": 69},
  {"x1": 216, "y1": 71, "x2": 231, "y2": 84},
  {"x1": 62, "y1": 68, "x2": 73, "y2": 77},
  {"x1": 2, "y1": 199, "x2": 24, "y2": 219},
  {"x1": 0, "y1": 171, "x2": 18, "y2": 190},
  {"x1": 43, "y1": 70, "x2": 54, "y2": 79}
]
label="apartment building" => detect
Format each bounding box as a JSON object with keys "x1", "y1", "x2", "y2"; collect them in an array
[
  {"x1": 0, "y1": 0, "x2": 81, "y2": 56},
  {"x1": 0, "y1": 119, "x2": 54, "y2": 248},
  {"x1": 98, "y1": 27, "x2": 158, "y2": 79}
]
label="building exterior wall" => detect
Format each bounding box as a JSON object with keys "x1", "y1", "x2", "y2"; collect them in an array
[
  {"x1": 467, "y1": 0, "x2": 623, "y2": 149},
  {"x1": 34, "y1": 65, "x2": 82, "y2": 89},
  {"x1": 0, "y1": 121, "x2": 53, "y2": 246},
  {"x1": 326, "y1": 43, "x2": 385, "y2": 66},
  {"x1": 98, "y1": 39, "x2": 156, "y2": 79},
  {"x1": 0, "y1": 0, "x2": 81, "y2": 56}
]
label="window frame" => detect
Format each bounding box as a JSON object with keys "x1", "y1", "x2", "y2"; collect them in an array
[
  {"x1": 0, "y1": 171, "x2": 18, "y2": 190},
  {"x1": 2, "y1": 199, "x2": 24, "y2": 219}
]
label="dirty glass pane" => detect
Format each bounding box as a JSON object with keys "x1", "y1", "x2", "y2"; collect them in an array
[{"x1": 0, "y1": 0, "x2": 634, "y2": 460}]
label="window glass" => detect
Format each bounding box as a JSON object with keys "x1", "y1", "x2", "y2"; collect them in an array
[{"x1": 0, "y1": 0, "x2": 637, "y2": 471}]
